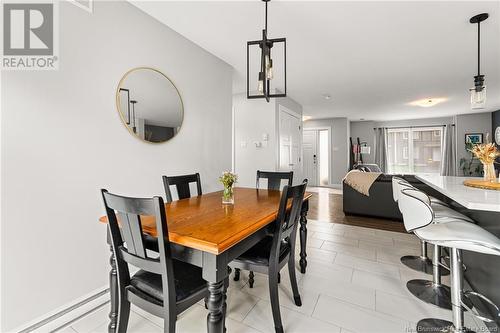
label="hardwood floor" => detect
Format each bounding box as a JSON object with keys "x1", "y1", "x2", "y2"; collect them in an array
[{"x1": 307, "y1": 188, "x2": 406, "y2": 233}]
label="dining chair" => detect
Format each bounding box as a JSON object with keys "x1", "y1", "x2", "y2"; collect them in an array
[
  {"x1": 162, "y1": 173, "x2": 202, "y2": 203},
  {"x1": 101, "y1": 189, "x2": 218, "y2": 333},
  {"x1": 230, "y1": 180, "x2": 308, "y2": 333},
  {"x1": 256, "y1": 170, "x2": 293, "y2": 191},
  {"x1": 234, "y1": 170, "x2": 295, "y2": 285}
]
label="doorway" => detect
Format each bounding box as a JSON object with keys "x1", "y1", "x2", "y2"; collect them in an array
[
  {"x1": 278, "y1": 105, "x2": 302, "y2": 177},
  {"x1": 303, "y1": 128, "x2": 330, "y2": 186}
]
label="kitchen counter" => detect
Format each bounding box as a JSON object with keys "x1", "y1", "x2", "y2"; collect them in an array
[
  {"x1": 416, "y1": 174, "x2": 500, "y2": 328},
  {"x1": 416, "y1": 175, "x2": 500, "y2": 212}
]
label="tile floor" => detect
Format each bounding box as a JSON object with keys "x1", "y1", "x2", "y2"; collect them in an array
[{"x1": 57, "y1": 219, "x2": 488, "y2": 333}]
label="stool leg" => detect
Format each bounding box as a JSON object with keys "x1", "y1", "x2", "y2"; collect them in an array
[
  {"x1": 416, "y1": 248, "x2": 475, "y2": 333},
  {"x1": 450, "y1": 248, "x2": 467, "y2": 331},
  {"x1": 400, "y1": 240, "x2": 434, "y2": 274},
  {"x1": 407, "y1": 245, "x2": 452, "y2": 310}
]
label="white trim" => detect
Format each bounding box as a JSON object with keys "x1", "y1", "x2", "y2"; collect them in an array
[
  {"x1": 277, "y1": 105, "x2": 302, "y2": 178},
  {"x1": 13, "y1": 286, "x2": 108, "y2": 333},
  {"x1": 231, "y1": 104, "x2": 235, "y2": 173},
  {"x1": 303, "y1": 127, "x2": 332, "y2": 186},
  {"x1": 67, "y1": 0, "x2": 94, "y2": 13}
]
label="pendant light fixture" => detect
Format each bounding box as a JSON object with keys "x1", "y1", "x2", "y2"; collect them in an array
[
  {"x1": 130, "y1": 100, "x2": 138, "y2": 133},
  {"x1": 469, "y1": 13, "x2": 489, "y2": 110},
  {"x1": 247, "y1": 0, "x2": 286, "y2": 102}
]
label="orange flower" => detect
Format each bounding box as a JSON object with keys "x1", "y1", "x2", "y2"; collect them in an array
[{"x1": 469, "y1": 142, "x2": 500, "y2": 164}]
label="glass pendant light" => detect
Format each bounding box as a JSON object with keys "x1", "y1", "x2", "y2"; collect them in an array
[
  {"x1": 469, "y1": 13, "x2": 489, "y2": 110},
  {"x1": 258, "y1": 72, "x2": 265, "y2": 93},
  {"x1": 266, "y1": 54, "x2": 273, "y2": 80}
]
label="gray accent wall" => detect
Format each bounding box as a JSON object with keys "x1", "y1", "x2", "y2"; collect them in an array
[
  {"x1": 455, "y1": 112, "x2": 493, "y2": 174},
  {"x1": 350, "y1": 113, "x2": 493, "y2": 175}
]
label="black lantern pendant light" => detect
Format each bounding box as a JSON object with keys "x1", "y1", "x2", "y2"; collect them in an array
[
  {"x1": 469, "y1": 13, "x2": 489, "y2": 109},
  {"x1": 247, "y1": 0, "x2": 286, "y2": 102}
]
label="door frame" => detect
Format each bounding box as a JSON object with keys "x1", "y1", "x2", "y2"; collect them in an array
[
  {"x1": 303, "y1": 127, "x2": 332, "y2": 187},
  {"x1": 277, "y1": 105, "x2": 303, "y2": 177}
]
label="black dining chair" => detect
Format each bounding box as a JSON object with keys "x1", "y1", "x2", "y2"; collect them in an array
[
  {"x1": 101, "y1": 189, "x2": 219, "y2": 333},
  {"x1": 234, "y1": 170, "x2": 295, "y2": 285},
  {"x1": 162, "y1": 173, "x2": 202, "y2": 203},
  {"x1": 256, "y1": 170, "x2": 293, "y2": 191},
  {"x1": 230, "y1": 180, "x2": 307, "y2": 333}
]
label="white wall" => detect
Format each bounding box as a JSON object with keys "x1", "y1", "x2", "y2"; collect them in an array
[
  {"x1": 233, "y1": 94, "x2": 277, "y2": 187},
  {"x1": 303, "y1": 118, "x2": 349, "y2": 186},
  {"x1": 233, "y1": 94, "x2": 303, "y2": 187},
  {"x1": 0, "y1": 2, "x2": 233, "y2": 331}
]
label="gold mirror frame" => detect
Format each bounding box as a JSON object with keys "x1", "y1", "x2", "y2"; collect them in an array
[{"x1": 115, "y1": 67, "x2": 184, "y2": 144}]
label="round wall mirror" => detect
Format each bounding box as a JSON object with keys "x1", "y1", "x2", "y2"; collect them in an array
[{"x1": 116, "y1": 67, "x2": 184, "y2": 143}]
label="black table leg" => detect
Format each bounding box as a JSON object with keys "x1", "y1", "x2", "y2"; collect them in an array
[
  {"x1": 108, "y1": 244, "x2": 118, "y2": 333},
  {"x1": 299, "y1": 200, "x2": 309, "y2": 274},
  {"x1": 206, "y1": 280, "x2": 226, "y2": 333}
]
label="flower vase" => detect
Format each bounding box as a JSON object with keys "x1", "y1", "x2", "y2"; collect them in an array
[
  {"x1": 483, "y1": 162, "x2": 496, "y2": 182},
  {"x1": 222, "y1": 186, "x2": 234, "y2": 204}
]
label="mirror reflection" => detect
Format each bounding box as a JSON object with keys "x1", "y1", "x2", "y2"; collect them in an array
[{"x1": 117, "y1": 68, "x2": 183, "y2": 143}]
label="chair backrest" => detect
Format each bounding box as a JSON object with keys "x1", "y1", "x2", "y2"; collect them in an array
[
  {"x1": 162, "y1": 173, "x2": 202, "y2": 203},
  {"x1": 391, "y1": 176, "x2": 406, "y2": 202},
  {"x1": 355, "y1": 164, "x2": 382, "y2": 172},
  {"x1": 269, "y1": 179, "x2": 308, "y2": 265},
  {"x1": 398, "y1": 188, "x2": 434, "y2": 232},
  {"x1": 256, "y1": 170, "x2": 293, "y2": 191},
  {"x1": 101, "y1": 189, "x2": 176, "y2": 308}
]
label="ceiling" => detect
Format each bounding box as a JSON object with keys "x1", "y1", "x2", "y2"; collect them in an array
[{"x1": 131, "y1": 1, "x2": 500, "y2": 121}]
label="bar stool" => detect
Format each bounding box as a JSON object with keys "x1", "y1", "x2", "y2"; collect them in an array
[
  {"x1": 393, "y1": 179, "x2": 473, "y2": 310},
  {"x1": 398, "y1": 188, "x2": 500, "y2": 333},
  {"x1": 392, "y1": 177, "x2": 471, "y2": 274}
]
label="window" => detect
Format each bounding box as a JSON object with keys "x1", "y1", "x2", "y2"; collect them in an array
[{"x1": 386, "y1": 127, "x2": 442, "y2": 174}]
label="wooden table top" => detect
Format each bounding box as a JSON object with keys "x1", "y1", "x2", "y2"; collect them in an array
[{"x1": 99, "y1": 187, "x2": 312, "y2": 255}]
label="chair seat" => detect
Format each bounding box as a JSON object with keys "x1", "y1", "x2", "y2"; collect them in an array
[
  {"x1": 415, "y1": 221, "x2": 500, "y2": 256},
  {"x1": 233, "y1": 236, "x2": 291, "y2": 266},
  {"x1": 130, "y1": 260, "x2": 207, "y2": 303},
  {"x1": 432, "y1": 204, "x2": 473, "y2": 223}
]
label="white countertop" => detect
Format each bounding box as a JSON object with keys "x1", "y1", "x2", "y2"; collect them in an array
[{"x1": 416, "y1": 174, "x2": 500, "y2": 212}]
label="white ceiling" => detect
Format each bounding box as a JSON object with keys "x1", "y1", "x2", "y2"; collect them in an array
[{"x1": 131, "y1": 1, "x2": 500, "y2": 121}]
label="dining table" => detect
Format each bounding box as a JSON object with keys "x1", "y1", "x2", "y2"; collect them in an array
[{"x1": 99, "y1": 187, "x2": 312, "y2": 333}]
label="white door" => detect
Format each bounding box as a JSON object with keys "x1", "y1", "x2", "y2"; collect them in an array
[
  {"x1": 278, "y1": 107, "x2": 301, "y2": 178},
  {"x1": 303, "y1": 130, "x2": 318, "y2": 186}
]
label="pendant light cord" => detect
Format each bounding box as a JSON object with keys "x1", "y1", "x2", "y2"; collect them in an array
[
  {"x1": 265, "y1": 1, "x2": 268, "y2": 33},
  {"x1": 477, "y1": 21, "x2": 481, "y2": 76}
]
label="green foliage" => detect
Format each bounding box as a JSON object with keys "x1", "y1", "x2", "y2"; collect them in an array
[{"x1": 219, "y1": 171, "x2": 237, "y2": 188}]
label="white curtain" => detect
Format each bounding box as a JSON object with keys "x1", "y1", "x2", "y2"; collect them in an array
[
  {"x1": 374, "y1": 128, "x2": 388, "y2": 172},
  {"x1": 441, "y1": 124, "x2": 456, "y2": 176}
]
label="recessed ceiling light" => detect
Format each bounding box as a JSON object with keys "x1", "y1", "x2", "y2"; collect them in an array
[
  {"x1": 322, "y1": 94, "x2": 332, "y2": 100},
  {"x1": 407, "y1": 97, "x2": 447, "y2": 108},
  {"x1": 302, "y1": 115, "x2": 312, "y2": 121}
]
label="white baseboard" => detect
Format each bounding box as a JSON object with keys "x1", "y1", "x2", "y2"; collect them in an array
[{"x1": 13, "y1": 286, "x2": 109, "y2": 333}]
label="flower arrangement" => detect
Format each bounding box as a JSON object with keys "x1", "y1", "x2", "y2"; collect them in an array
[
  {"x1": 219, "y1": 171, "x2": 238, "y2": 204},
  {"x1": 469, "y1": 142, "x2": 500, "y2": 164},
  {"x1": 469, "y1": 135, "x2": 500, "y2": 182}
]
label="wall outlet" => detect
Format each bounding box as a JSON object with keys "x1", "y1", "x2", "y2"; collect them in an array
[{"x1": 240, "y1": 141, "x2": 247, "y2": 148}]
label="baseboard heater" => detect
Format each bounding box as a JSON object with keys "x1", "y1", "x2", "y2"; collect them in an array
[{"x1": 17, "y1": 288, "x2": 109, "y2": 333}]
